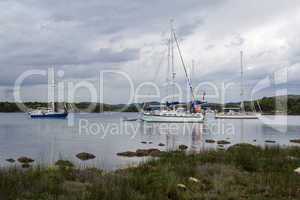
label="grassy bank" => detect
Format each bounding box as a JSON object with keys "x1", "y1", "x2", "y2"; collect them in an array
[{"x1": 1, "y1": 144, "x2": 300, "y2": 199}]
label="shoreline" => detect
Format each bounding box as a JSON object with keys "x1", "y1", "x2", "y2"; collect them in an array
[{"x1": 1, "y1": 144, "x2": 300, "y2": 199}]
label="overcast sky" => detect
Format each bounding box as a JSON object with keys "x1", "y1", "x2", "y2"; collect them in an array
[{"x1": 0, "y1": 0, "x2": 299, "y2": 103}]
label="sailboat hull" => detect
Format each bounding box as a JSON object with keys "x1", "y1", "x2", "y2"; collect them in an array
[
  {"x1": 215, "y1": 113, "x2": 260, "y2": 119},
  {"x1": 30, "y1": 112, "x2": 68, "y2": 119},
  {"x1": 141, "y1": 114, "x2": 204, "y2": 123}
]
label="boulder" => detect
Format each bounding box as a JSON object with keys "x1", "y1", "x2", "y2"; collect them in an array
[
  {"x1": 177, "y1": 183, "x2": 187, "y2": 190},
  {"x1": 290, "y1": 139, "x2": 300, "y2": 144},
  {"x1": 117, "y1": 148, "x2": 161, "y2": 157},
  {"x1": 294, "y1": 167, "x2": 300, "y2": 175},
  {"x1": 265, "y1": 140, "x2": 276, "y2": 143},
  {"x1": 188, "y1": 177, "x2": 199, "y2": 183},
  {"x1": 76, "y1": 152, "x2": 96, "y2": 161},
  {"x1": 217, "y1": 140, "x2": 231, "y2": 145},
  {"x1": 117, "y1": 151, "x2": 136, "y2": 157},
  {"x1": 5, "y1": 158, "x2": 15, "y2": 163},
  {"x1": 136, "y1": 149, "x2": 149, "y2": 157},
  {"x1": 178, "y1": 144, "x2": 188, "y2": 150},
  {"x1": 17, "y1": 156, "x2": 34, "y2": 164},
  {"x1": 205, "y1": 139, "x2": 215, "y2": 143}
]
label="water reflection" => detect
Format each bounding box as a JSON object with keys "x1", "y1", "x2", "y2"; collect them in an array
[{"x1": 0, "y1": 113, "x2": 300, "y2": 170}]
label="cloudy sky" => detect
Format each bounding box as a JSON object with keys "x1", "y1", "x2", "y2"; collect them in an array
[{"x1": 0, "y1": 0, "x2": 299, "y2": 103}]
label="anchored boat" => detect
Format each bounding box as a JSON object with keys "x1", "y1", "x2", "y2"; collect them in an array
[
  {"x1": 29, "y1": 68, "x2": 68, "y2": 119},
  {"x1": 215, "y1": 51, "x2": 260, "y2": 119},
  {"x1": 141, "y1": 21, "x2": 204, "y2": 123},
  {"x1": 29, "y1": 109, "x2": 68, "y2": 118}
]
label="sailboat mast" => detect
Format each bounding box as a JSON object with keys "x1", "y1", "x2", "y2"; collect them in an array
[
  {"x1": 240, "y1": 51, "x2": 245, "y2": 112},
  {"x1": 170, "y1": 20, "x2": 175, "y2": 104},
  {"x1": 166, "y1": 38, "x2": 171, "y2": 102},
  {"x1": 48, "y1": 68, "x2": 56, "y2": 112}
]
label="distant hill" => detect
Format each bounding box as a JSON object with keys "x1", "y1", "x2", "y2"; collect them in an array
[
  {"x1": 0, "y1": 95, "x2": 299, "y2": 114},
  {"x1": 224, "y1": 95, "x2": 300, "y2": 115}
]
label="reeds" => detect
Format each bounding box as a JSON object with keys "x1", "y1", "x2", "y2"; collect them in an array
[{"x1": 1, "y1": 144, "x2": 300, "y2": 199}]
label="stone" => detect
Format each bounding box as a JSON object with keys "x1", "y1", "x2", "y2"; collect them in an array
[
  {"x1": 5, "y1": 158, "x2": 15, "y2": 163},
  {"x1": 117, "y1": 148, "x2": 161, "y2": 157},
  {"x1": 178, "y1": 144, "x2": 188, "y2": 150},
  {"x1": 188, "y1": 177, "x2": 199, "y2": 183},
  {"x1": 290, "y1": 139, "x2": 300, "y2": 144},
  {"x1": 294, "y1": 167, "x2": 300, "y2": 175},
  {"x1": 76, "y1": 152, "x2": 96, "y2": 161},
  {"x1": 117, "y1": 151, "x2": 136, "y2": 157},
  {"x1": 17, "y1": 156, "x2": 34, "y2": 164},
  {"x1": 217, "y1": 140, "x2": 231, "y2": 145},
  {"x1": 265, "y1": 140, "x2": 276, "y2": 143},
  {"x1": 177, "y1": 183, "x2": 187, "y2": 190}
]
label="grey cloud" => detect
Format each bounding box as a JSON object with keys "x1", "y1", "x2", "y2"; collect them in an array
[
  {"x1": 225, "y1": 34, "x2": 245, "y2": 48},
  {"x1": 0, "y1": 0, "x2": 300, "y2": 102}
]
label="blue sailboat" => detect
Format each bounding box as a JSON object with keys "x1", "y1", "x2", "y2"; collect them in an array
[
  {"x1": 29, "y1": 103, "x2": 68, "y2": 119},
  {"x1": 29, "y1": 68, "x2": 68, "y2": 119}
]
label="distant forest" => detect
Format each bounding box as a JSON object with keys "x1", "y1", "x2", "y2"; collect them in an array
[
  {"x1": 225, "y1": 95, "x2": 300, "y2": 115},
  {"x1": 0, "y1": 95, "x2": 299, "y2": 114}
]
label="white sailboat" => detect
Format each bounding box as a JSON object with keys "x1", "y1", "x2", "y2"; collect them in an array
[
  {"x1": 141, "y1": 21, "x2": 204, "y2": 123},
  {"x1": 215, "y1": 51, "x2": 260, "y2": 119}
]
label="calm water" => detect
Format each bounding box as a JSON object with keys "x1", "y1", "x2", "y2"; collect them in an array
[{"x1": 0, "y1": 112, "x2": 299, "y2": 170}]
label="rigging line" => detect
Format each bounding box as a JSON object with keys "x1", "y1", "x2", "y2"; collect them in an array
[
  {"x1": 141, "y1": 42, "x2": 169, "y2": 111},
  {"x1": 152, "y1": 44, "x2": 169, "y2": 83},
  {"x1": 172, "y1": 31, "x2": 196, "y2": 102}
]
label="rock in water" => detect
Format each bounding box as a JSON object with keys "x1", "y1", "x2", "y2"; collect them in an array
[
  {"x1": 117, "y1": 149, "x2": 161, "y2": 157},
  {"x1": 148, "y1": 149, "x2": 161, "y2": 157},
  {"x1": 141, "y1": 141, "x2": 147, "y2": 144},
  {"x1": 205, "y1": 139, "x2": 215, "y2": 143},
  {"x1": 179, "y1": 145, "x2": 188, "y2": 150},
  {"x1": 290, "y1": 139, "x2": 300, "y2": 144},
  {"x1": 217, "y1": 140, "x2": 231, "y2": 145},
  {"x1": 76, "y1": 152, "x2": 96, "y2": 161},
  {"x1": 265, "y1": 140, "x2": 276, "y2": 143},
  {"x1": 6, "y1": 158, "x2": 15, "y2": 163},
  {"x1": 117, "y1": 151, "x2": 136, "y2": 157},
  {"x1": 136, "y1": 149, "x2": 149, "y2": 157},
  {"x1": 17, "y1": 157, "x2": 34, "y2": 163}
]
